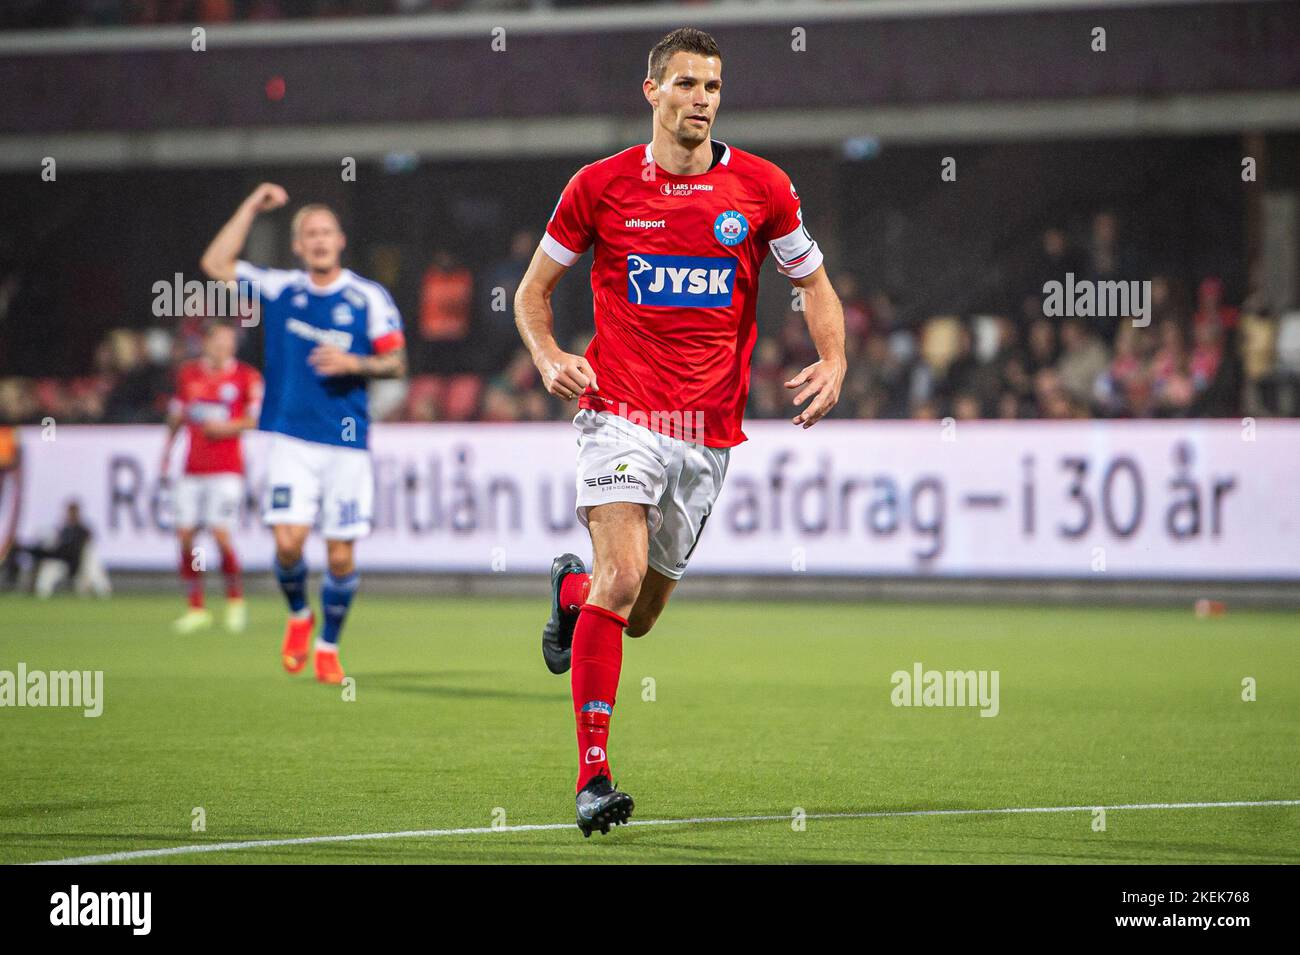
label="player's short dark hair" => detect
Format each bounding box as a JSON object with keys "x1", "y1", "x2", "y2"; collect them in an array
[{"x1": 647, "y1": 27, "x2": 721, "y2": 84}]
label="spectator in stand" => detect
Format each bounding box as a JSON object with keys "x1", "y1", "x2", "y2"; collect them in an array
[
  {"x1": 747, "y1": 337, "x2": 786, "y2": 419},
  {"x1": 1149, "y1": 318, "x2": 1196, "y2": 415},
  {"x1": 417, "y1": 250, "x2": 474, "y2": 372},
  {"x1": 0, "y1": 378, "x2": 38, "y2": 424},
  {"x1": 996, "y1": 391, "x2": 1021, "y2": 420},
  {"x1": 952, "y1": 392, "x2": 982, "y2": 421},
  {"x1": 1193, "y1": 276, "x2": 1239, "y2": 332},
  {"x1": 943, "y1": 321, "x2": 1000, "y2": 416},
  {"x1": 1024, "y1": 317, "x2": 1057, "y2": 377},
  {"x1": 1034, "y1": 368, "x2": 1084, "y2": 419},
  {"x1": 864, "y1": 332, "x2": 910, "y2": 419},
  {"x1": 105, "y1": 327, "x2": 172, "y2": 423},
  {"x1": 482, "y1": 349, "x2": 548, "y2": 422},
  {"x1": 1149, "y1": 274, "x2": 1192, "y2": 329},
  {"x1": 1096, "y1": 322, "x2": 1152, "y2": 417},
  {"x1": 777, "y1": 308, "x2": 820, "y2": 371},
  {"x1": 834, "y1": 273, "x2": 872, "y2": 361},
  {"x1": 1084, "y1": 211, "x2": 1138, "y2": 344},
  {"x1": 1190, "y1": 316, "x2": 1225, "y2": 395},
  {"x1": 479, "y1": 229, "x2": 536, "y2": 373},
  {"x1": 1020, "y1": 226, "x2": 1084, "y2": 305},
  {"x1": 1055, "y1": 318, "x2": 1109, "y2": 409}
]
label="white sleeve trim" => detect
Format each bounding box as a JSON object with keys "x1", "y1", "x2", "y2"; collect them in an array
[
  {"x1": 235, "y1": 261, "x2": 298, "y2": 300},
  {"x1": 540, "y1": 231, "x2": 582, "y2": 267},
  {"x1": 354, "y1": 278, "x2": 402, "y2": 343}
]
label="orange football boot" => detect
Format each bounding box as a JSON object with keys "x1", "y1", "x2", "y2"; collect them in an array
[
  {"x1": 314, "y1": 647, "x2": 345, "y2": 685},
  {"x1": 281, "y1": 612, "x2": 314, "y2": 674}
]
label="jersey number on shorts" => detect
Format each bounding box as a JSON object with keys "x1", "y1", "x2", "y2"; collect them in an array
[
  {"x1": 683, "y1": 510, "x2": 711, "y2": 563},
  {"x1": 337, "y1": 500, "x2": 362, "y2": 527}
]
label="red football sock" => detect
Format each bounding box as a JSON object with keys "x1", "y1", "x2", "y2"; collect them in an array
[
  {"x1": 571, "y1": 602, "x2": 626, "y2": 792},
  {"x1": 180, "y1": 550, "x2": 203, "y2": 609},
  {"x1": 559, "y1": 572, "x2": 591, "y2": 615},
  {"x1": 220, "y1": 546, "x2": 242, "y2": 600}
]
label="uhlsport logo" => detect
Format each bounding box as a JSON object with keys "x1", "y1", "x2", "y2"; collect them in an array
[
  {"x1": 627, "y1": 254, "x2": 736, "y2": 307},
  {"x1": 713, "y1": 210, "x2": 749, "y2": 247}
]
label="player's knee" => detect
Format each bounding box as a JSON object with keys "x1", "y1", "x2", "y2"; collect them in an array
[
  {"x1": 326, "y1": 544, "x2": 354, "y2": 578},
  {"x1": 624, "y1": 612, "x2": 657, "y2": 638},
  {"x1": 592, "y1": 561, "x2": 644, "y2": 614},
  {"x1": 625, "y1": 591, "x2": 670, "y2": 638},
  {"x1": 275, "y1": 542, "x2": 303, "y2": 567}
]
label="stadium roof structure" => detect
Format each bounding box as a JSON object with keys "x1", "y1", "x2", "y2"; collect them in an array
[{"x1": 0, "y1": 0, "x2": 1296, "y2": 169}]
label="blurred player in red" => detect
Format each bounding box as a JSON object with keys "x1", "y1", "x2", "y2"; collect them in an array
[
  {"x1": 515, "y1": 28, "x2": 846, "y2": 835},
  {"x1": 162, "y1": 320, "x2": 262, "y2": 634}
]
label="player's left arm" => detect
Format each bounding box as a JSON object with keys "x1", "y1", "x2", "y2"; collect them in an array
[
  {"x1": 764, "y1": 168, "x2": 846, "y2": 427},
  {"x1": 308, "y1": 345, "x2": 407, "y2": 380},
  {"x1": 785, "y1": 267, "x2": 846, "y2": 429}
]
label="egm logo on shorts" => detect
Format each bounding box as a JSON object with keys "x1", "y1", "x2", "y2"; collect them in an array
[
  {"x1": 627, "y1": 254, "x2": 736, "y2": 308},
  {"x1": 584, "y1": 472, "x2": 646, "y2": 489}
]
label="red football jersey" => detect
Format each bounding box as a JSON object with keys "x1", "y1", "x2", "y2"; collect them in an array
[
  {"x1": 170, "y1": 359, "x2": 263, "y2": 475},
  {"x1": 542, "y1": 141, "x2": 822, "y2": 448}
]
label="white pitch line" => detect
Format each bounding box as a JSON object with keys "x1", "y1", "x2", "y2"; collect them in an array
[{"x1": 27, "y1": 799, "x2": 1300, "y2": 865}]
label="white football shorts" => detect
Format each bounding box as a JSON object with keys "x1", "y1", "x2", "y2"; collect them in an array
[
  {"x1": 573, "y1": 409, "x2": 729, "y2": 580},
  {"x1": 262, "y1": 432, "x2": 374, "y2": 540},
  {"x1": 173, "y1": 473, "x2": 245, "y2": 531}
]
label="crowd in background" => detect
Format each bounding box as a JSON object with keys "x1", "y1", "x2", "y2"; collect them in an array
[
  {"x1": 2, "y1": 0, "x2": 689, "y2": 29},
  {"x1": 1, "y1": 210, "x2": 1295, "y2": 428}
]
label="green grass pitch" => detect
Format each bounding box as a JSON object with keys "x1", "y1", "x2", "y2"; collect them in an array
[{"x1": 0, "y1": 592, "x2": 1296, "y2": 864}]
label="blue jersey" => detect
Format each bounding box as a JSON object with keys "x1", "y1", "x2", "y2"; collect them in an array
[{"x1": 237, "y1": 262, "x2": 404, "y2": 450}]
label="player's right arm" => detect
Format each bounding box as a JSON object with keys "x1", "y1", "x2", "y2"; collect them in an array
[
  {"x1": 514, "y1": 248, "x2": 598, "y2": 401},
  {"x1": 516, "y1": 165, "x2": 602, "y2": 401},
  {"x1": 160, "y1": 370, "x2": 186, "y2": 479},
  {"x1": 200, "y1": 183, "x2": 289, "y2": 283}
]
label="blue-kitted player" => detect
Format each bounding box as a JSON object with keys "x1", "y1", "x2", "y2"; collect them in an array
[{"x1": 201, "y1": 183, "x2": 406, "y2": 684}]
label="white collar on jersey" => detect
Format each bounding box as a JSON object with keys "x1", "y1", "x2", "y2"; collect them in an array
[
  {"x1": 643, "y1": 140, "x2": 731, "y2": 172},
  {"x1": 303, "y1": 269, "x2": 353, "y2": 296}
]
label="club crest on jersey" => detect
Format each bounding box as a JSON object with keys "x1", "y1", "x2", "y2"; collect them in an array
[
  {"x1": 331, "y1": 303, "x2": 354, "y2": 326},
  {"x1": 218, "y1": 382, "x2": 239, "y2": 402},
  {"x1": 626, "y1": 254, "x2": 736, "y2": 308},
  {"x1": 713, "y1": 210, "x2": 749, "y2": 247}
]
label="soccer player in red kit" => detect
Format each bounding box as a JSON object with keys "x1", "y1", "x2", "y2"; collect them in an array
[
  {"x1": 162, "y1": 320, "x2": 263, "y2": 634},
  {"x1": 514, "y1": 28, "x2": 846, "y2": 836}
]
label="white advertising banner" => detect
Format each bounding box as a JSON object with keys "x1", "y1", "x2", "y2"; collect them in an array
[{"x1": 8, "y1": 419, "x2": 1299, "y2": 579}]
